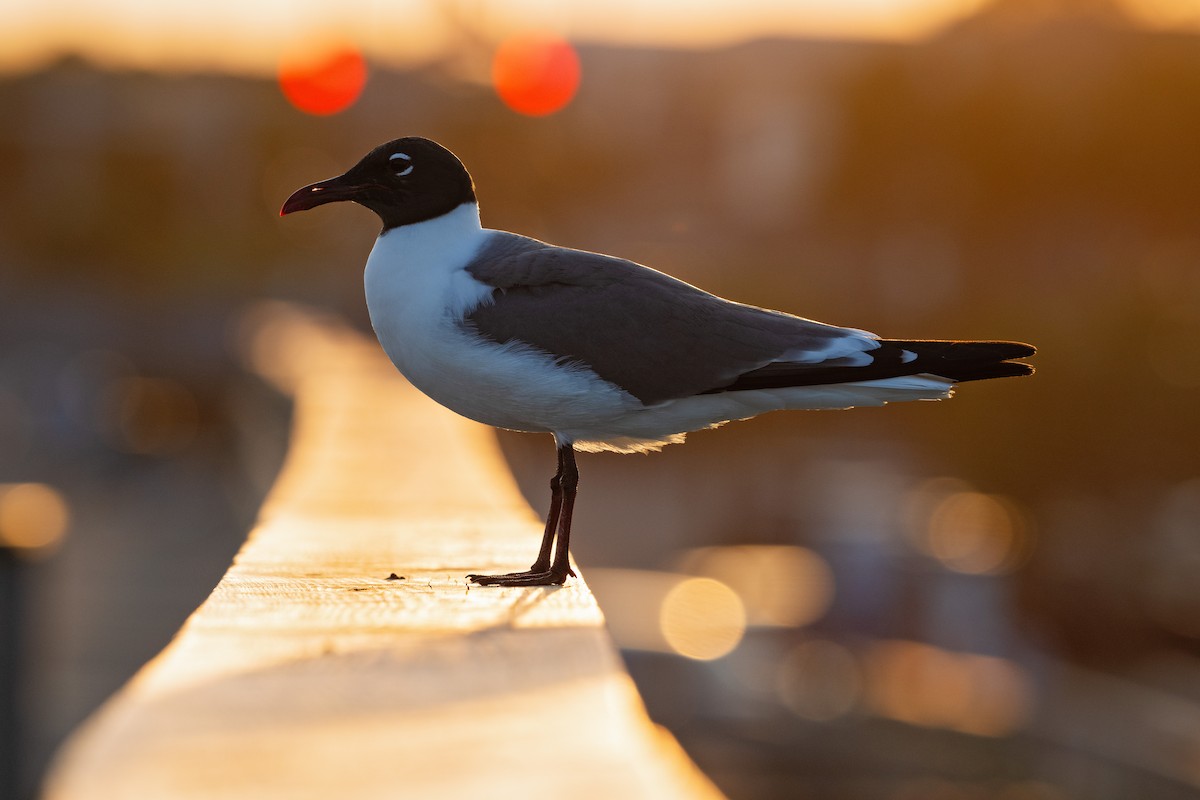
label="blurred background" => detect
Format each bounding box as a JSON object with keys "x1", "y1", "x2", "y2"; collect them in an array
[{"x1": 3, "y1": 0, "x2": 1200, "y2": 797}]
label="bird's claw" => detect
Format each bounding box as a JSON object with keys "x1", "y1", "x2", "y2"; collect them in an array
[{"x1": 467, "y1": 566, "x2": 574, "y2": 586}]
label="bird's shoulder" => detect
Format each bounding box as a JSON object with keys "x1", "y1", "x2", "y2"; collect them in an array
[{"x1": 466, "y1": 231, "x2": 702, "y2": 296}]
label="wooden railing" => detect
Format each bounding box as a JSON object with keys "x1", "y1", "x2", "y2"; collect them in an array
[{"x1": 43, "y1": 303, "x2": 724, "y2": 800}]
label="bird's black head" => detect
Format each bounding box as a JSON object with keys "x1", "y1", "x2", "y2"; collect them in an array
[{"x1": 280, "y1": 137, "x2": 476, "y2": 231}]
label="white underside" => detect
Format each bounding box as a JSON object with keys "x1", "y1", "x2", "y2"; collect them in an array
[{"x1": 364, "y1": 203, "x2": 955, "y2": 454}]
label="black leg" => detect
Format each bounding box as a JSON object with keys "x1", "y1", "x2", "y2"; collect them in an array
[
  {"x1": 468, "y1": 441, "x2": 578, "y2": 586},
  {"x1": 547, "y1": 445, "x2": 578, "y2": 579}
]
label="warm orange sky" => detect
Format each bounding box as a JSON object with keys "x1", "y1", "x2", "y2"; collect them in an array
[{"x1": 3, "y1": 0, "x2": 1199, "y2": 74}]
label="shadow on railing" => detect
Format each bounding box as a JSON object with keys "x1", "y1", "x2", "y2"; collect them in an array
[{"x1": 42, "y1": 302, "x2": 725, "y2": 800}]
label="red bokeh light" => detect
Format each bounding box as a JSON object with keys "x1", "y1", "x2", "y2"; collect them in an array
[
  {"x1": 278, "y1": 46, "x2": 368, "y2": 116},
  {"x1": 492, "y1": 34, "x2": 581, "y2": 117}
]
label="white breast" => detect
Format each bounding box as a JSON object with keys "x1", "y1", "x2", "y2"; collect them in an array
[
  {"x1": 364, "y1": 202, "x2": 493, "y2": 348},
  {"x1": 362, "y1": 203, "x2": 638, "y2": 436}
]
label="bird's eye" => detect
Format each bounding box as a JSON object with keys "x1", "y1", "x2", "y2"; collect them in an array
[{"x1": 389, "y1": 152, "x2": 414, "y2": 177}]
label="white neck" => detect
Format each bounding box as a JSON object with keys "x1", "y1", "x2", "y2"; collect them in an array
[
  {"x1": 365, "y1": 201, "x2": 486, "y2": 294},
  {"x1": 378, "y1": 201, "x2": 483, "y2": 255}
]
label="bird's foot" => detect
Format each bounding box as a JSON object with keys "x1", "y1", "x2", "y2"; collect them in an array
[{"x1": 467, "y1": 565, "x2": 575, "y2": 587}]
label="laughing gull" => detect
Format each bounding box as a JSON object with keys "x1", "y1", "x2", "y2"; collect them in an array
[{"x1": 281, "y1": 137, "x2": 1035, "y2": 587}]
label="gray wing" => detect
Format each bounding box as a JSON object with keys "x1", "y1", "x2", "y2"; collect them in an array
[{"x1": 463, "y1": 233, "x2": 877, "y2": 406}]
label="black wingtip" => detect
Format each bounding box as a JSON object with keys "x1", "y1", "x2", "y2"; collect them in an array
[
  {"x1": 884, "y1": 339, "x2": 1037, "y2": 383},
  {"x1": 890, "y1": 339, "x2": 1036, "y2": 362},
  {"x1": 988, "y1": 341, "x2": 1036, "y2": 360},
  {"x1": 698, "y1": 338, "x2": 1037, "y2": 395},
  {"x1": 945, "y1": 359, "x2": 1035, "y2": 383}
]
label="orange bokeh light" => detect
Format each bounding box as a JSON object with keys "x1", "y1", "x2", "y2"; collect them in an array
[
  {"x1": 492, "y1": 34, "x2": 581, "y2": 117},
  {"x1": 278, "y1": 46, "x2": 368, "y2": 116}
]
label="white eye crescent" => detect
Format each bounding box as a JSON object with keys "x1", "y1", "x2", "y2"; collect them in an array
[{"x1": 389, "y1": 152, "x2": 413, "y2": 176}]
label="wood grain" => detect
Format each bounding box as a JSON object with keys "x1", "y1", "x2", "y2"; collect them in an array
[{"x1": 43, "y1": 303, "x2": 725, "y2": 800}]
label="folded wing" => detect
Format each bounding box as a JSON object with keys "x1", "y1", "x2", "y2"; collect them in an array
[{"x1": 464, "y1": 233, "x2": 1034, "y2": 406}]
